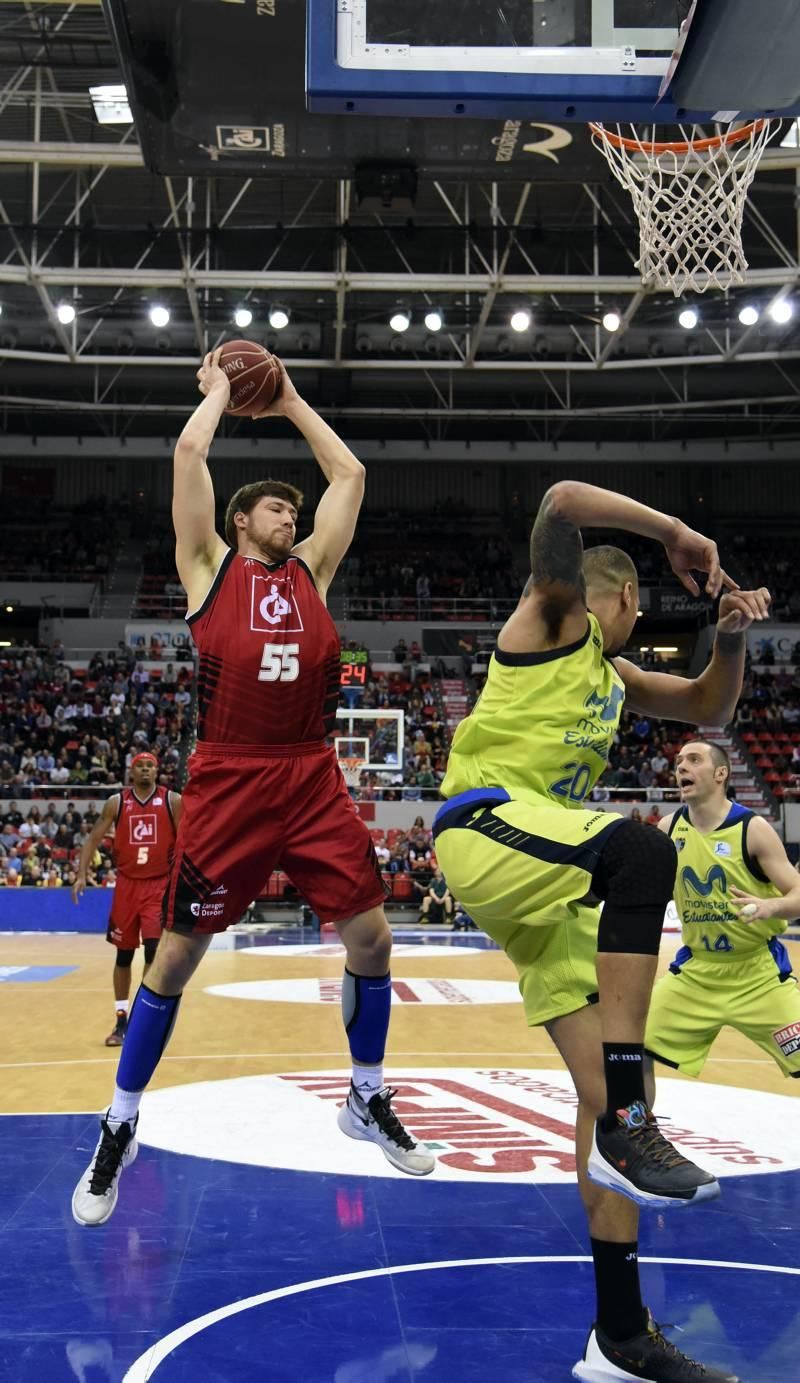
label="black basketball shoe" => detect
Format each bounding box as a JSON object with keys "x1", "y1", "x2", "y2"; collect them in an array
[
  {"x1": 573, "y1": 1309, "x2": 740, "y2": 1381},
  {"x1": 588, "y1": 1101, "x2": 719, "y2": 1209}
]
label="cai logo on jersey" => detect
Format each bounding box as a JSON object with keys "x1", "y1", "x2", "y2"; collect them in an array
[
  {"x1": 249, "y1": 570, "x2": 304, "y2": 634},
  {"x1": 682, "y1": 863, "x2": 727, "y2": 897},
  {"x1": 128, "y1": 814, "x2": 156, "y2": 845},
  {"x1": 138, "y1": 1068, "x2": 799, "y2": 1183}
]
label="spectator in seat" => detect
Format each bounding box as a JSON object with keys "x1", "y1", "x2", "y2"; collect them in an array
[
  {"x1": 4, "y1": 867, "x2": 21, "y2": 887},
  {"x1": 409, "y1": 640, "x2": 422, "y2": 663},
  {"x1": 418, "y1": 869, "x2": 453, "y2": 925},
  {"x1": 645, "y1": 805, "x2": 662, "y2": 828},
  {"x1": 393, "y1": 638, "x2": 407, "y2": 664},
  {"x1": 630, "y1": 808, "x2": 643, "y2": 824}
]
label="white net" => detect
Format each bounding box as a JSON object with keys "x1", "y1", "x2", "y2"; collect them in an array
[{"x1": 590, "y1": 120, "x2": 776, "y2": 296}]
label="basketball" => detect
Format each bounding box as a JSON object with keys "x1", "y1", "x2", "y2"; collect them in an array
[{"x1": 218, "y1": 340, "x2": 282, "y2": 416}]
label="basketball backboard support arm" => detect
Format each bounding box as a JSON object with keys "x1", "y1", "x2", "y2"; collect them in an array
[{"x1": 307, "y1": 0, "x2": 800, "y2": 124}]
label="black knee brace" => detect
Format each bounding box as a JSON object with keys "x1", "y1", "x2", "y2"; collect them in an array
[
  {"x1": 592, "y1": 821, "x2": 677, "y2": 957},
  {"x1": 115, "y1": 948, "x2": 135, "y2": 969},
  {"x1": 143, "y1": 938, "x2": 159, "y2": 966}
]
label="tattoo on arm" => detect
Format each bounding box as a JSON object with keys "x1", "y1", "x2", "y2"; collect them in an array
[{"x1": 527, "y1": 491, "x2": 586, "y2": 635}]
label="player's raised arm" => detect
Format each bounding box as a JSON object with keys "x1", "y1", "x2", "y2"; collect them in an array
[
  {"x1": 252, "y1": 361, "x2": 364, "y2": 596},
  {"x1": 504, "y1": 480, "x2": 733, "y2": 655},
  {"x1": 173, "y1": 349, "x2": 230, "y2": 604},
  {"x1": 616, "y1": 587, "x2": 771, "y2": 727},
  {"x1": 730, "y1": 815, "x2": 800, "y2": 922}
]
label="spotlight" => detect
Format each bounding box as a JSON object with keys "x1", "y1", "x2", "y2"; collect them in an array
[
  {"x1": 149, "y1": 305, "x2": 170, "y2": 328},
  {"x1": 355, "y1": 334, "x2": 372, "y2": 354},
  {"x1": 602, "y1": 311, "x2": 621, "y2": 332},
  {"x1": 424, "y1": 309, "x2": 443, "y2": 333},
  {"x1": 0, "y1": 304, "x2": 3, "y2": 317},
  {"x1": 268, "y1": 306, "x2": 290, "y2": 330},
  {"x1": 390, "y1": 333, "x2": 407, "y2": 353},
  {"x1": 510, "y1": 309, "x2": 531, "y2": 333},
  {"x1": 495, "y1": 334, "x2": 511, "y2": 356},
  {"x1": 389, "y1": 309, "x2": 410, "y2": 333},
  {"x1": 5, "y1": 604, "x2": 13, "y2": 613},
  {"x1": 234, "y1": 307, "x2": 253, "y2": 329},
  {"x1": 56, "y1": 303, "x2": 76, "y2": 325},
  {"x1": 738, "y1": 305, "x2": 759, "y2": 327},
  {"x1": 297, "y1": 332, "x2": 313, "y2": 353},
  {"x1": 678, "y1": 307, "x2": 698, "y2": 329},
  {"x1": 769, "y1": 298, "x2": 793, "y2": 324}
]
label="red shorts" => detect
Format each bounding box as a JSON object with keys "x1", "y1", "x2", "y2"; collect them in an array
[
  {"x1": 106, "y1": 874, "x2": 167, "y2": 951},
  {"x1": 163, "y1": 742, "x2": 387, "y2": 935}
]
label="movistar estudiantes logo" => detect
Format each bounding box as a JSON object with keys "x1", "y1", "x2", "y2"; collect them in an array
[{"x1": 682, "y1": 864, "x2": 727, "y2": 897}]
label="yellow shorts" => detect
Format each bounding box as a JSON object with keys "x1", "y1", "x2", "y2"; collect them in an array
[
  {"x1": 433, "y1": 788, "x2": 622, "y2": 1026},
  {"x1": 645, "y1": 941, "x2": 800, "y2": 1079}
]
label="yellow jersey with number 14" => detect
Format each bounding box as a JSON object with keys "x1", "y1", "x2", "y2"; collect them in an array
[
  {"x1": 440, "y1": 612, "x2": 626, "y2": 808},
  {"x1": 669, "y1": 802, "x2": 782, "y2": 962}
]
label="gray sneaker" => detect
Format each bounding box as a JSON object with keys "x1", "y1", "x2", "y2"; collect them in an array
[
  {"x1": 337, "y1": 1084, "x2": 436, "y2": 1176},
  {"x1": 71, "y1": 1111, "x2": 138, "y2": 1226}
]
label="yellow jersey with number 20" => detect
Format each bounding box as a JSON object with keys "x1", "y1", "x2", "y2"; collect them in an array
[{"x1": 441, "y1": 612, "x2": 626, "y2": 808}]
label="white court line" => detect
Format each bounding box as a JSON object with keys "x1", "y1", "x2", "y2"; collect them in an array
[
  {"x1": 0, "y1": 1050, "x2": 558, "y2": 1071},
  {"x1": 122, "y1": 1254, "x2": 800, "y2": 1382}
]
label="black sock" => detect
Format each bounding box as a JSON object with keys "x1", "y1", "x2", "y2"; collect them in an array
[
  {"x1": 591, "y1": 1238, "x2": 647, "y2": 1343},
  {"x1": 602, "y1": 1042, "x2": 646, "y2": 1128}
]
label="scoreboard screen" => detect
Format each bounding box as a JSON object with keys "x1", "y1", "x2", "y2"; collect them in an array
[{"x1": 340, "y1": 649, "x2": 368, "y2": 686}]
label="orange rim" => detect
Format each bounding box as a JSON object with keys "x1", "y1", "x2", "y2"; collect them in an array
[{"x1": 589, "y1": 118, "x2": 767, "y2": 155}]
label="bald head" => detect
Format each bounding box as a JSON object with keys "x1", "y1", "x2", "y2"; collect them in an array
[{"x1": 583, "y1": 545, "x2": 639, "y2": 598}]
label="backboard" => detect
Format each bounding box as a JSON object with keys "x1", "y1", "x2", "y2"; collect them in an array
[{"x1": 308, "y1": 0, "x2": 800, "y2": 124}]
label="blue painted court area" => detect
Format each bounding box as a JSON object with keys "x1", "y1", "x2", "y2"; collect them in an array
[
  {"x1": 0, "y1": 965, "x2": 77, "y2": 983},
  {"x1": 1, "y1": 1114, "x2": 798, "y2": 1382}
]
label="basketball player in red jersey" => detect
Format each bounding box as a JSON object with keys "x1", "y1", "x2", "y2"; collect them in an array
[
  {"x1": 73, "y1": 752, "x2": 181, "y2": 1046},
  {"x1": 72, "y1": 351, "x2": 435, "y2": 1227}
]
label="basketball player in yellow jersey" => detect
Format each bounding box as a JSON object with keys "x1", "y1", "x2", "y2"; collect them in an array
[
  {"x1": 646, "y1": 740, "x2": 800, "y2": 1084},
  {"x1": 434, "y1": 480, "x2": 769, "y2": 1383}
]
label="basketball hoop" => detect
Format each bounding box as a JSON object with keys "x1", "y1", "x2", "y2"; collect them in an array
[
  {"x1": 339, "y1": 756, "x2": 364, "y2": 789},
  {"x1": 589, "y1": 119, "x2": 777, "y2": 295}
]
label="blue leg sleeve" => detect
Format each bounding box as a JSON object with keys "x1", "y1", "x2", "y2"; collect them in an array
[
  {"x1": 116, "y1": 983, "x2": 181, "y2": 1093},
  {"x1": 342, "y1": 968, "x2": 391, "y2": 1065}
]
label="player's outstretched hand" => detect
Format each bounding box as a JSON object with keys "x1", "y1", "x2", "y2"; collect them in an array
[
  {"x1": 196, "y1": 348, "x2": 231, "y2": 403},
  {"x1": 71, "y1": 874, "x2": 86, "y2": 904},
  {"x1": 663, "y1": 520, "x2": 738, "y2": 599},
  {"x1": 717, "y1": 588, "x2": 771, "y2": 633},
  {"x1": 250, "y1": 358, "x2": 302, "y2": 419},
  {"x1": 730, "y1": 886, "x2": 774, "y2": 921}
]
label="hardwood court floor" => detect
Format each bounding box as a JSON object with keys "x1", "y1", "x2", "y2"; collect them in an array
[{"x1": 0, "y1": 928, "x2": 799, "y2": 1382}]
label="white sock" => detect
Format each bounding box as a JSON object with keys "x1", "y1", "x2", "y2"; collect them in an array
[
  {"x1": 115, "y1": 1000, "x2": 129, "y2": 1016},
  {"x1": 108, "y1": 1085, "x2": 142, "y2": 1126},
  {"x1": 352, "y1": 1063, "x2": 384, "y2": 1106}
]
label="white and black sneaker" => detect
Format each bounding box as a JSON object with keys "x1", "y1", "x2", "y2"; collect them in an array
[
  {"x1": 337, "y1": 1084, "x2": 436, "y2": 1176},
  {"x1": 71, "y1": 1111, "x2": 138, "y2": 1226},
  {"x1": 573, "y1": 1309, "x2": 740, "y2": 1381}
]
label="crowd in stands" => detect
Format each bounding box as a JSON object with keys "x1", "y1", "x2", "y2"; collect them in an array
[
  {"x1": 354, "y1": 667, "x2": 450, "y2": 797},
  {"x1": 1, "y1": 498, "x2": 117, "y2": 583},
  {"x1": 735, "y1": 663, "x2": 800, "y2": 801},
  {"x1": 0, "y1": 641, "x2": 194, "y2": 886}
]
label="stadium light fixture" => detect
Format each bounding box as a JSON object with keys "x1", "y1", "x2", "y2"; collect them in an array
[
  {"x1": 738, "y1": 305, "x2": 759, "y2": 327},
  {"x1": 268, "y1": 306, "x2": 290, "y2": 330},
  {"x1": 769, "y1": 298, "x2": 793, "y2": 325},
  {"x1": 234, "y1": 307, "x2": 253, "y2": 329},
  {"x1": 56, "y1": 303, "x2": 76, "y2": 326},
  {"x1": 602, "y1": 311, "x2": 621, "y2": 332},
  {"x1": 678, "y1": 307, "x2": 698, "y2": 330},
  {"x1": 89, "y1": 84, "x2": 133, "y2": 125},
  {"x1": 389, "y1": 309, "x2": 411, "y2": 333},
  {"x1": 510, "y1": 309, "x2": 531, "y2": 333},
  {"x1": 149, "y1": 305, "x2": 170, "y2": 328},
  {"x1": 424, "y1": 309, "x2": 443, "y2": 333}
]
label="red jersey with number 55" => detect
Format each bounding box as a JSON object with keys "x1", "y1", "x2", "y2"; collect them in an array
[
  {"x1": 112, "y1": 787, "x2": 177, "y2": 879},
  {"x1": 187, "y1": 550, "x2": 341, "y2": 747}
]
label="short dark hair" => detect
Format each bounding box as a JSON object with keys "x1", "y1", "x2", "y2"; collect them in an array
[
  {"x1": 224, "y1": 480, "x2": 304, "y2": 548},
  {"x1": 583, "y1": 545, "x2": 639, "y2": 593},
  {"x1": 684, "y1": 738, "x2": 732, "y2": 790}
]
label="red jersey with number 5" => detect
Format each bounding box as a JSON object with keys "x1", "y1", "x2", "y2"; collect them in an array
[
  {"x1": 112, "y1": 787, "x2": 177, "y2": 879},
  {"x1": 187, "y1": 550, "x2": 341, "y2": 747}
]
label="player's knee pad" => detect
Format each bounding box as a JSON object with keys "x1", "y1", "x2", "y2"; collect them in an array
[
  {"x1": 143, "y1": 938, "x2": 159, "y2": 966},
  {"x1": 114, "y1": 949, "x2": 135, "y2": 969},
  {"x1": 592, "y1": 821, "x2": 676, "y2": 957}
]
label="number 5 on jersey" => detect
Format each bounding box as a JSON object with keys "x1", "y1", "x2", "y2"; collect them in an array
[{"x1": 258, "y1": 643, "x2": 300, "y2": 683}]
